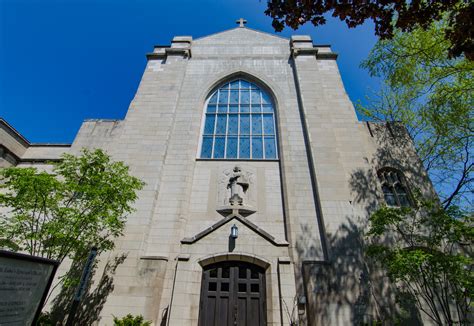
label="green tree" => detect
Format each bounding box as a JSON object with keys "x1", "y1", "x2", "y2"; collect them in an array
[
  {"x1": 0, "y1": 148, "x2": 144, "y2": 262},
  {"x1": 265, "y1": 0, "x2": 473, "y2": 60},
  {"x1": 358, "y1": 22, "x2": 473, "y2": 209},
  {"x1": 113, "y1": 314, "x2": 151, "y2": 326},
  {"x1": 366, "y1": 199, "x2": 473, "y2": 324},
  {"x1": 358, "y1": 20, "x2": 473, "y2": 324}
]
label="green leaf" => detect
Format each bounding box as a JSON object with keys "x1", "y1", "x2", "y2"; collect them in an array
[
  {"x1": 0, "y1": 148, "x2": 144, "y2": 262},
  {"x1": 358, "y1": 21, "x2": 473, "y2": 209}
]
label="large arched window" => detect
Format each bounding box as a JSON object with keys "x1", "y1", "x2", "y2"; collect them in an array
[
  {"x1": 199, "y1": 79, "x2": 278, "y2": 160},
  {"x1": 378, "y1": 168, "x2": 412, "y2": 207}
]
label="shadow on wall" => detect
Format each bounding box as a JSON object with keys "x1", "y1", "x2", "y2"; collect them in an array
[
  {"x1": 298, "y1": 123, "x2": 431, "y2": 325},
  {"x1": 50, "y1": 253, "x2": 128, "y2": 325},
  {"x1": 299, "y1": 219, "x2": 421, "y2": 325},
  {"x1": 350, "y1": 122, "x2": 435, "y2": 214}
]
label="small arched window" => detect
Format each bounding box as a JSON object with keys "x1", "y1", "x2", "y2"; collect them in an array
[
  {"x1": 199, "y1": 79, "x2": 278, "y2": 160},
  {"x1": 378, "y1": 168, "x2": 411, "y2": 207}
]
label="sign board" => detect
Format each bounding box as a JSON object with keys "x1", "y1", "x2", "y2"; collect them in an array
[{"x1": 0, "y1": 250, "x2": 59, "y2": 326}]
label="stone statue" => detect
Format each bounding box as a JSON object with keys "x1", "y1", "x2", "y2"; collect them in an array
[{"x1": 227, "y1": 166, "x2": 249, "y2": 206}]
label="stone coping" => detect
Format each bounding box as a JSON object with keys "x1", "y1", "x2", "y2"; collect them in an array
[
  {"x1": 181, "y1": 214, "x2": 289, "y2": 247},
  {"x1": 146, "y1": 47, "x2": 191, "y2": 60},
  {"x1": 1, "y1": 118, "x2": 71, "y2": 148}
]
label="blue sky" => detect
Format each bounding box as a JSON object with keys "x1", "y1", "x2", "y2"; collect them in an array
[{"x1": 0, "y1": 0, "x2": 380, "y2": 143}]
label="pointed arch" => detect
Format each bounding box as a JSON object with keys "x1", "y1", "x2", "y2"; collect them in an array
[
  {"x1": 198, "y1": 76, "x2": 279, "y2": 160},
  {"x1": 200, "y1": 71, "x2": 281, "y2": 109},
  {"x1": 377, "y1": 167, "x2": 412, "y2": 207}
]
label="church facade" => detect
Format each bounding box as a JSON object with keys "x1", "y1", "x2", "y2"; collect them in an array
[{"x1": 1, "y1": 21, "x2": 435, "y2": 325}]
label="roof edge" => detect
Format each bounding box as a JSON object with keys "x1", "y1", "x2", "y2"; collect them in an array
[
  {"x1": 194, "y1": 26, "x2": 289, "y2": 42},
  {"x1": 0, "y1": 118, "x2": 72, "y2": 147},
  {"x1": 0, "y1": 118, "x2": 30, "y2": 146}
]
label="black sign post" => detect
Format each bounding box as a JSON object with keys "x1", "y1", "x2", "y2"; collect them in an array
[{"x1": 65, "y1": 246, "x2": 98, "y2": 326}]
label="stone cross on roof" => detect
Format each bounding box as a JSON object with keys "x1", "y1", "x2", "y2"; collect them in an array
[{"x1": 236, "y1": 18, "x2": 247, "y2": 28}]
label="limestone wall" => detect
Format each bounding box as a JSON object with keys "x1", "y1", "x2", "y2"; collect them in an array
[
  {"x1": 0, "y1": 26, "x2": 437, "y2": 326},
  {"x1": 291, "y1": 37, "x2": 436, "y2": 324}
]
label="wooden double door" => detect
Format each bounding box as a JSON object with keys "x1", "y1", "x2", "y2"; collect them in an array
[{"x1": 198, "y1": 261, "x2": 267, "y2": 326}]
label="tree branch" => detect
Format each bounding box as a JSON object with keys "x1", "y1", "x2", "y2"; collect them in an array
[{"x1": 442, "y1": 139, "x2": 472, "y2": 209}]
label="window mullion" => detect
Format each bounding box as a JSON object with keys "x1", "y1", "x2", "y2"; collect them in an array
[
  {"x1": 249, "y1": 87, "x2": 252, "y2": 159},
  {"x1": 224, "y1": 114, "x2": 228, "y2": 159},
  {"x1": 392, "y1": 182, "x2": 401, "y2": 206},
  {"x1": 212, "y1": 90, "x2": 219, "y2": 159},
  {"x1": 200, "y1": 79, "x2": 278, "y2": 161},
  {"x1": 388, "y1": 183, "x2": 398, "y2": 206},
  {"x1": 224, "y1": 87, "x2": 230, "y2": 159},
  {"x1": 262, "y1": 113, "x2": 265, "y2": 159},
  {"x1": 237, "y1": 81, "x2": 240, "y2": 159},
  {"x1": 273, "y1": 111, "x2": 278, "y2": 159}
]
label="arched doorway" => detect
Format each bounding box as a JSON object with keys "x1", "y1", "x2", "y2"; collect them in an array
[{"x1": 198, "y1": 261, "x2": 267, "y2": 326}]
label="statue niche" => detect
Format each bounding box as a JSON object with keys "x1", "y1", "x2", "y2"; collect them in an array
[{"x1": 217, "y1": 166, "x2": 256, "y2": 217}]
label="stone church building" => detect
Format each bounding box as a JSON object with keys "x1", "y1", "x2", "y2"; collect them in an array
[{"x1": 1, "y1": 20, "x2": 435, "y2": 325}]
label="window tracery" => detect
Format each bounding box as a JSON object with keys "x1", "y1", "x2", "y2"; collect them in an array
[
  {"x1": 378, "y1": 168, "x2": 411, "y2": 207},
  {"x1": 200, "y1": 79, "x2": 278, "y2": 160}
]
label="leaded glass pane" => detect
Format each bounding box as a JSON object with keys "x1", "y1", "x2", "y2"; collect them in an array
[
  {"x1": 240, "y1": 104, "x2": 250, "y2": 113},
  {"x1": 209, "y1": 93, "x2": 218, "y2": 104},
  {"x1": 201, "y1": 136, "x2": 213, "y2": 158},
  {"x1": 228, "y1": 114, "x2": 238, "y2": 134},
  {"x1": 263, "y1": 115, "x2": 274, "y2": 134},
  {"x1": 386, "y1": 172, "x2": 396, "y2": 184},
  {"x1": 264, "y1": 137, "x2": 276, "y2": 159},
  {"x1": 214, "y1": 136, "x2": 225, "y2": 158},
  {"x1": 230, "y1": 90, "x2": 239, "y2": 104},
  {"x1": 394, "y1": 183, "x2": 406, "y2": 195},
  {"x1": 395, "y1": 184, "x2": 410, "y2": 207},
  {"x1": 218, "y1": 89, "x2": 228, "y2": 104},
  {"x1": 240, "y1": 80, "x2": 250, "y2": 89},
  {"x1": 239, "y1": 136, "x2": 250, "y2": 158},
  {"x1": 252, "y1": 115, "x2": 262, "y2": 134},
  {"x1": 382, "y1": 185, "x2": 397, "y2": 206},
  {"x1": 393, "y1": 173, "x2": 401, "y2": 183},
  {"x1": 240, "y1": 90, "x2": 250, "y2": 104},
  {"x1": 204, "y1": 114, "x2": 215, "y2": 134},
  {"x1": 251, "y1": 90, "x2": 261, "y2": 105},
  {"x1": 230, "y1": 80, "x2": 239, "y2": 89},
  {"x1": 240, "y1": 114, "x2": 250, "y2": 134},
  {"x1": 252, "y1": 137, "x2": 263, "y2": 159},
  {"x1": 227, "y1": 136, "x2": 238, "y2": 158},
  {"x1": 216, "y1": 115, "x2": 227, "y2": 134},
  {"x1": 378, "y1": 169, "x2": 412, "y2": 207},
  {"x1": 201, "y1": 79, "x2": 278, "y2": 160},
  {"x1": 398, "y1": 194, "x2": 410, "y2": 207},
  {"x1": 251, "y1": 104, "x2": 261, "y2": 113},
  {"x1": 262, "y1": 92, "x2": 271, "y2": 105}
]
